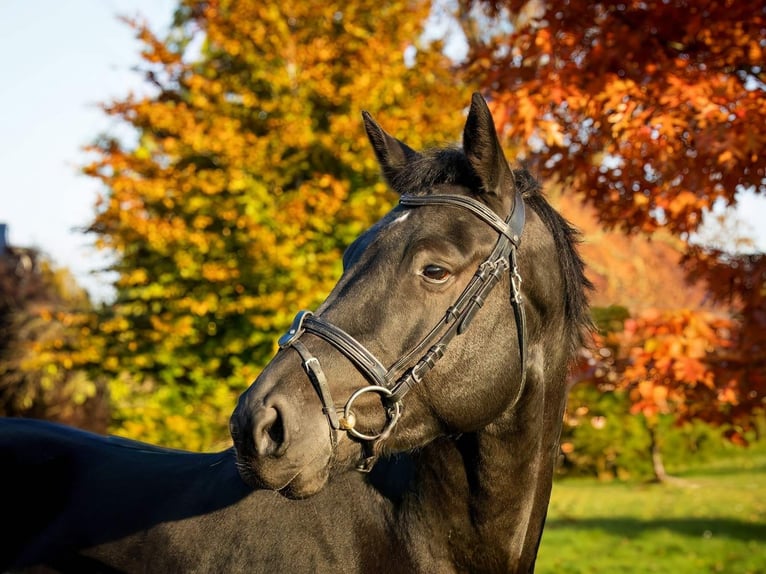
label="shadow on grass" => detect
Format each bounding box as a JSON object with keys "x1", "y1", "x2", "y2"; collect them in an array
[{"x1": 545, "y1": 517, "x2": 766, "y2": 543}]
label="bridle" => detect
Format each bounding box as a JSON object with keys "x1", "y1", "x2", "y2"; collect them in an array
[{"x1": 277, "y1": 189, "x2": 527, "y2": 471}]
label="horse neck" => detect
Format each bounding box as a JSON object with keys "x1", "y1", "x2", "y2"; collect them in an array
[{"x1": 400, "y1": 351, "x2": 567, "y2": 573}]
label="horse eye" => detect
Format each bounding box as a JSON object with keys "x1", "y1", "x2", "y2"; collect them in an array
[{"x1": 421, "y1": 264, "x2": 451, "y2": 284}]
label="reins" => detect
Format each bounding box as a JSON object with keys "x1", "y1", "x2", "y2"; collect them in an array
[{"x1": 278, "y1": 189, "x2": 527, "y2": 471}]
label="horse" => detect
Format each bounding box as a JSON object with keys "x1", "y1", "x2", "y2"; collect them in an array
[{"x1": 0, "y1": 93, "x2": 592, "y2": 573}]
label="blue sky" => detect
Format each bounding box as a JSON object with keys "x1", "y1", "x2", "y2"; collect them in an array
[
  {"x1": 1, "y1": 1, "x2": 764, "y2": 303},
  {"x1": 0, "y1": 0, "x2": 175, "y2": 301}
]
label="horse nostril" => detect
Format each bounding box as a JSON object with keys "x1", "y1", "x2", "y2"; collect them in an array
[{"x1": 253, "y1": 406, "x2": 287, "y2": 457}]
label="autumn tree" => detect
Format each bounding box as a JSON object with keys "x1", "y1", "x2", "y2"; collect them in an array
[
  {"x1": 458, "y1": 0, "x2": 766, "y2": 442},
  {"x1": 0, "y1": 246, "x2": 105, "y2": 432},
  {"x1": 75, "y1": 0, "x2": 468, "y2": 449},
  {"x1": 578, "y1": 309, "x2": 739, "y2": 481}
]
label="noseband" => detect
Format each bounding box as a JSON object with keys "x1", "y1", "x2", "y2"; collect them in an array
[{"x1": 278, "y1": 189, "x2": 527, "y2": 471}]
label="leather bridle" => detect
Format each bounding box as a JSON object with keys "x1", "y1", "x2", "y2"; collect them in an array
[{"x1": 277, "y1": 189, "x2": 527, "y2": 471}]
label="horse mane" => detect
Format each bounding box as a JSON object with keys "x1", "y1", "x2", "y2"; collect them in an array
[
  {"x1": 519, "y1": 171, "x2": 595, "y2": 352},
  {"x1": 386, "y1": 146, "x2": 594, "y2": 353}
]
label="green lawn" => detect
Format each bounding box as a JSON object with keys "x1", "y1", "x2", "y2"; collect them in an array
[{"x1": 536, "y1": 451, "x2": 766, "y2": 573}]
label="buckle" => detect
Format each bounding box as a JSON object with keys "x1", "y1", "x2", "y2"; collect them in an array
[{"x1": 278, "y1": 310, "x2": 313, "y2": 348}]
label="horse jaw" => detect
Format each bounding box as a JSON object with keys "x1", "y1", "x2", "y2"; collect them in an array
[{"x1": 233, "y1": 441, "x2": 333, "y2": 499}]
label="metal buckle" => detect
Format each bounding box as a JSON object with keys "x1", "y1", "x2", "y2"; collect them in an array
[{"x1": 278, "y1": 310, "x2": 313, "y2": 348}]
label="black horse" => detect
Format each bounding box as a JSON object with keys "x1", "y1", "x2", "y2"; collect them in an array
[{"x1": 1, "y1": 93, "x2": 591, "y2": 573}]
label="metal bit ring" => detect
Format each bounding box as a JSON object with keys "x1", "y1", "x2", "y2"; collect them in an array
[{"x1": 341, "y1": 385, "x2": 401, "y2": 442}]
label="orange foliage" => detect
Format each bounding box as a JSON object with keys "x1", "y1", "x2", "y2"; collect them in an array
[
  {"x1": 582, "y1": 306, "x2": 763, "y2": 442},
  {"x1": 462, "y1": 0, "x2": 765, "y2": 236},
  {"x1": 553, "y1": 190, "x2": 712, "y2": 311},
  {"x1": 462, "y1": 0, "x2": 766, "y2": 433}
]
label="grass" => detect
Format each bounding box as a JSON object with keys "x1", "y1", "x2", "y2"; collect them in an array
[{"x1": 536, "y1": 449, "x2": 766, "y2": 573}]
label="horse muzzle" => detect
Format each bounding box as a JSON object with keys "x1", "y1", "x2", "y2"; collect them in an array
[{"x1": 229, "y1": 367, "x2": 334, "y2": 498}]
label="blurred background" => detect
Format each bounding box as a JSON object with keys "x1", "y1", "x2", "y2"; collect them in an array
[{"x1": 1, "y1": 1, "x2": 764, "y2": 571}]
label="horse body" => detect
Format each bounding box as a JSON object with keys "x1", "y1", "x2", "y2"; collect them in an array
[
  {"x1": 2, "y1": 94, "x2": 591, "y2": 573},
  {"x1": 2, "y1": 416, "x2": 559, "y2": 573},
  {"x1": 1, "y1": 418, "x2": 406, "y2": 573}
]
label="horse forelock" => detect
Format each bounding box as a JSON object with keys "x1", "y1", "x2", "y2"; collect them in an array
[
  {"x1": 387, "y1": 146, "x2": 544, "y2": 201},
  {"x1": 387, "y1": 147, "x2": 481, "y2": 196}
]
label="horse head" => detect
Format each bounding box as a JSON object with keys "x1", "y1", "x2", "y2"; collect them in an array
[{"x1": 230, "y1": 93, "x2": 588, "y2": 499}]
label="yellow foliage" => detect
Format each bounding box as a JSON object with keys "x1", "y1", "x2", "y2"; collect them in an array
[{"x1": 74, "y1": 0, "x2": 469, "y2": 448}]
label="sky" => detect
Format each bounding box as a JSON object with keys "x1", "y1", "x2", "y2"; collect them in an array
[
  {"x1": 1, "y1": 1, "x2": 764, "y2": 304},
  {"x1": 0, "y1": 0, "x2": 176, "y2": 301}
]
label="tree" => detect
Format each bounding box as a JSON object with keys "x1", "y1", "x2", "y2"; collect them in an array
[
  {"x1": 461, "y1": 0, "x2": 764, "y2": 234},
  {"x1": 604, "y1": 309, "x2": 738, "y2": 481},
  {"x1": 683, "y1": 248, "x2": 766, "y2": 432},
  {"x1": 458, "y1": 0, "x2": 766, "y2": 439},
  {"x1": 75, "y1": 0, "x2": 468, "y2": 449},
  {"x1": 0, "y1": 246, "x2": 105, "y2": 432}
]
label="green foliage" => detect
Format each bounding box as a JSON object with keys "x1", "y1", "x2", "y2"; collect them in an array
[
  {"x1": 591, "y1": 304, "x2": 630, "y2": 334},
  {"x1": 561, "y1": 384, "x2": 650, "y2": 480},
  {"x1": 561, "y1": 383, "x2": 730, "y2": 480}
]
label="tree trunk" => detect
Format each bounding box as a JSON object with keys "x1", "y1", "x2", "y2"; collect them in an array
[{"x1": 646, "y1": 418, "x2": 668, "y2": 483}]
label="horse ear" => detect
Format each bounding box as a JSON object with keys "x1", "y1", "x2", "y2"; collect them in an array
[
  {"x1": 463, "y1": 92, "x2": 512, "y2": 197},
  {"x1": 362, "y1": 111, "x2": 420, "y2": 188}
]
